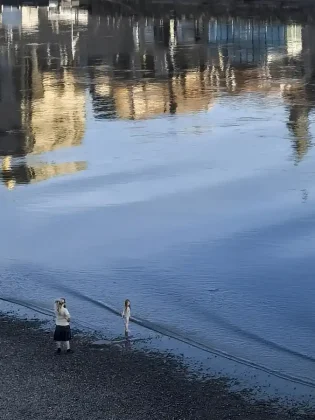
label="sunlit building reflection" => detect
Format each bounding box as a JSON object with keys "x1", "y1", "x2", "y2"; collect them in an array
[
  {"x1": 0, "y1": 5, "x2": 87, "y2": 189},
  {"x1": 87, "y1": 15, "x2": 314, "y2": 162},
  {"x1": 111, "y1": 71, "x2": 214, "y2": 120},
  {"x1": 1, "y1": 5, "x2": 315, "y2": 176},
  {"x1": 29, "y1": 69, "x2": 86, "y2": 154},
  {"x1": 1, "y1": 156, "x2": 86, "y2": 189}
]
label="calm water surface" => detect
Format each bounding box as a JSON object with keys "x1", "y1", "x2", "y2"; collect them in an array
[{"x1": 1, "y1": 3, "x2": 315, "y2": 397}]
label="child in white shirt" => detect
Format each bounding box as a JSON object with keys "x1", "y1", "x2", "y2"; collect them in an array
[{"x1": 122, "y1": 299, "x2": 131, "y2": 334}]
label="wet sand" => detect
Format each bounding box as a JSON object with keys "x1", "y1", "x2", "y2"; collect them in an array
[{"x1": 0, "y1": 315, "x2": 314, "y2": 420}]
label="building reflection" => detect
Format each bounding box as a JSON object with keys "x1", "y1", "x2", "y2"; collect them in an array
[
  {"x1": 0, "y1": 4, "x2": 87, "y2": 189},
  {"x1": 110, "y1": 72, "x2": 214, "y2": 120},
  {"x1": 30, "y1": 69, "x2": 85, "y2": 155},
  {"x1": 1, "y1": 3, "x2": 315, "y2": 187},
  {"x1": 85, "y1": 15, "x2": 314, "y2": 161}
]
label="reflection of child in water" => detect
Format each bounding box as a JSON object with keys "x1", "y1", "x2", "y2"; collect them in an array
[{"x1": 122, "y1": 299, "x2": 131, "y2": 334}]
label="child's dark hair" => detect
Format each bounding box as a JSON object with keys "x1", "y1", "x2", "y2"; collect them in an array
[{"x1": 124, "y1": 299, "x2": 130, "y2": 309}]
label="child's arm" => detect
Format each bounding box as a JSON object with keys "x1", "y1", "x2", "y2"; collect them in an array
[{"x1": 63, "y1": 308, "x2": 71, "y2": 322}]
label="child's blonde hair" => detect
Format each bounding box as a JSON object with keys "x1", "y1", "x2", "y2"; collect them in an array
[{"x1": 54, "y1": 298, "x2": 65, "y2": 313}]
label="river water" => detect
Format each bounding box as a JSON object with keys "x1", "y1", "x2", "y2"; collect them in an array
[{"x1": 1, "y1": 2, "x2": 315, "y2": 401}]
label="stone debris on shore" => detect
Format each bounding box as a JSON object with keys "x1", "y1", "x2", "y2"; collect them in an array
[{"x1": 0, "y1": 315, "x2": 314, "y2": 420}]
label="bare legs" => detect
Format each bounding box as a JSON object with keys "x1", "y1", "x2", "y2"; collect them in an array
[
  {"x1": 56, "y1": 341, "x2": 71, "y2": 353},
  {"x1": 124, "y1": 317, "x2": 129, "y2": 333}
]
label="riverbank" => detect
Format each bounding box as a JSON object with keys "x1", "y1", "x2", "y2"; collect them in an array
[{"x1": 0, "y1": 314, "x2": 314, "y2": 420}]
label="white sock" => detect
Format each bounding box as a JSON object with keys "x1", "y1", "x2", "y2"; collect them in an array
[
  {"x1": 56, "y1": 342, "x2": 61, "y2": 349},
  {"x1": 65, "y1": 341, "x2": 70, "y2": 351}
]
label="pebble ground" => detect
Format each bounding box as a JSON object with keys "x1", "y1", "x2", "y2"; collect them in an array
[{"x1": 0, "y1": 316, "x2": 314, "y2": 420}]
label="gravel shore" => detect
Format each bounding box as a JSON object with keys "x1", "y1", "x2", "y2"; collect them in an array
[{"x1": 0, "y1": 315, "x2": 314, "y2": 420}]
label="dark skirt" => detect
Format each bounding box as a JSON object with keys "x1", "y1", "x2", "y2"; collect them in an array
[{"x1": 54, "y1": 325, "x2": 71, "y2": 342}]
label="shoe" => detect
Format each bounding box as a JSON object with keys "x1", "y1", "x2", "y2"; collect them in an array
[
  {"x1": 56, "y1": 348, "x2": 61, "y2": 355},
  {"x1": 66, "y1": 349, "x2": 74, "y2": 354}
]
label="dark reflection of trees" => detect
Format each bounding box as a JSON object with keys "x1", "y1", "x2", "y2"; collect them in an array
[
  {"x1": 90, "y1": 88, "x2": 117, "y2": 120},
  {"x1": 283, "y1": 79, "x2": 315, "y2": 162},
  {"x1": 154, "y1": 21, "x2": 171, "y2": 46},
  {"x1": 168, "y1": 77, "x2": 177, "y2": 115},
  {"x1": 287, "y1": 102, "x2": 311, "y2": 162},
  {"x1": 141, "y1": 54, "x2": 155, "y2": 78},
  {"x1": 89, "y1": 66, "x2": 117, "y2": 119},
  {"x1": 113, "y1": 53, "x2": 132, "y2": 79},
  {"x1": 1, "y1": 162, "x2": 35, "y2": 186},
  {"x1": 173, "y1": 50, "x2": 189, "y2": 73},
  {"x1": 0, "y1": 53, "x2": 35, "y2": 157},
  {"x1": 194, "y1": 20, "x2": 202, "y2": 42},
  {"x1": 0, "y1": 132, "x2": 33, "y2": 158},
  {"x1": 37, "y1": 43, "x2": 64, "y2": 73}
]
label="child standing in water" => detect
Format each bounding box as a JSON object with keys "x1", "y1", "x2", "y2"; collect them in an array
[
  {"x1": 122, "y1": 299, "x2": 131, "y2": 334},
  {"x1": 54, "y1": 298, "x2": 73, "y2": 354}
]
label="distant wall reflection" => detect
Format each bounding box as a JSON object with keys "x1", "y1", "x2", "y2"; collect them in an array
[{"x1": 1, "y1": 5, "x2": 315, "y2": 190}]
